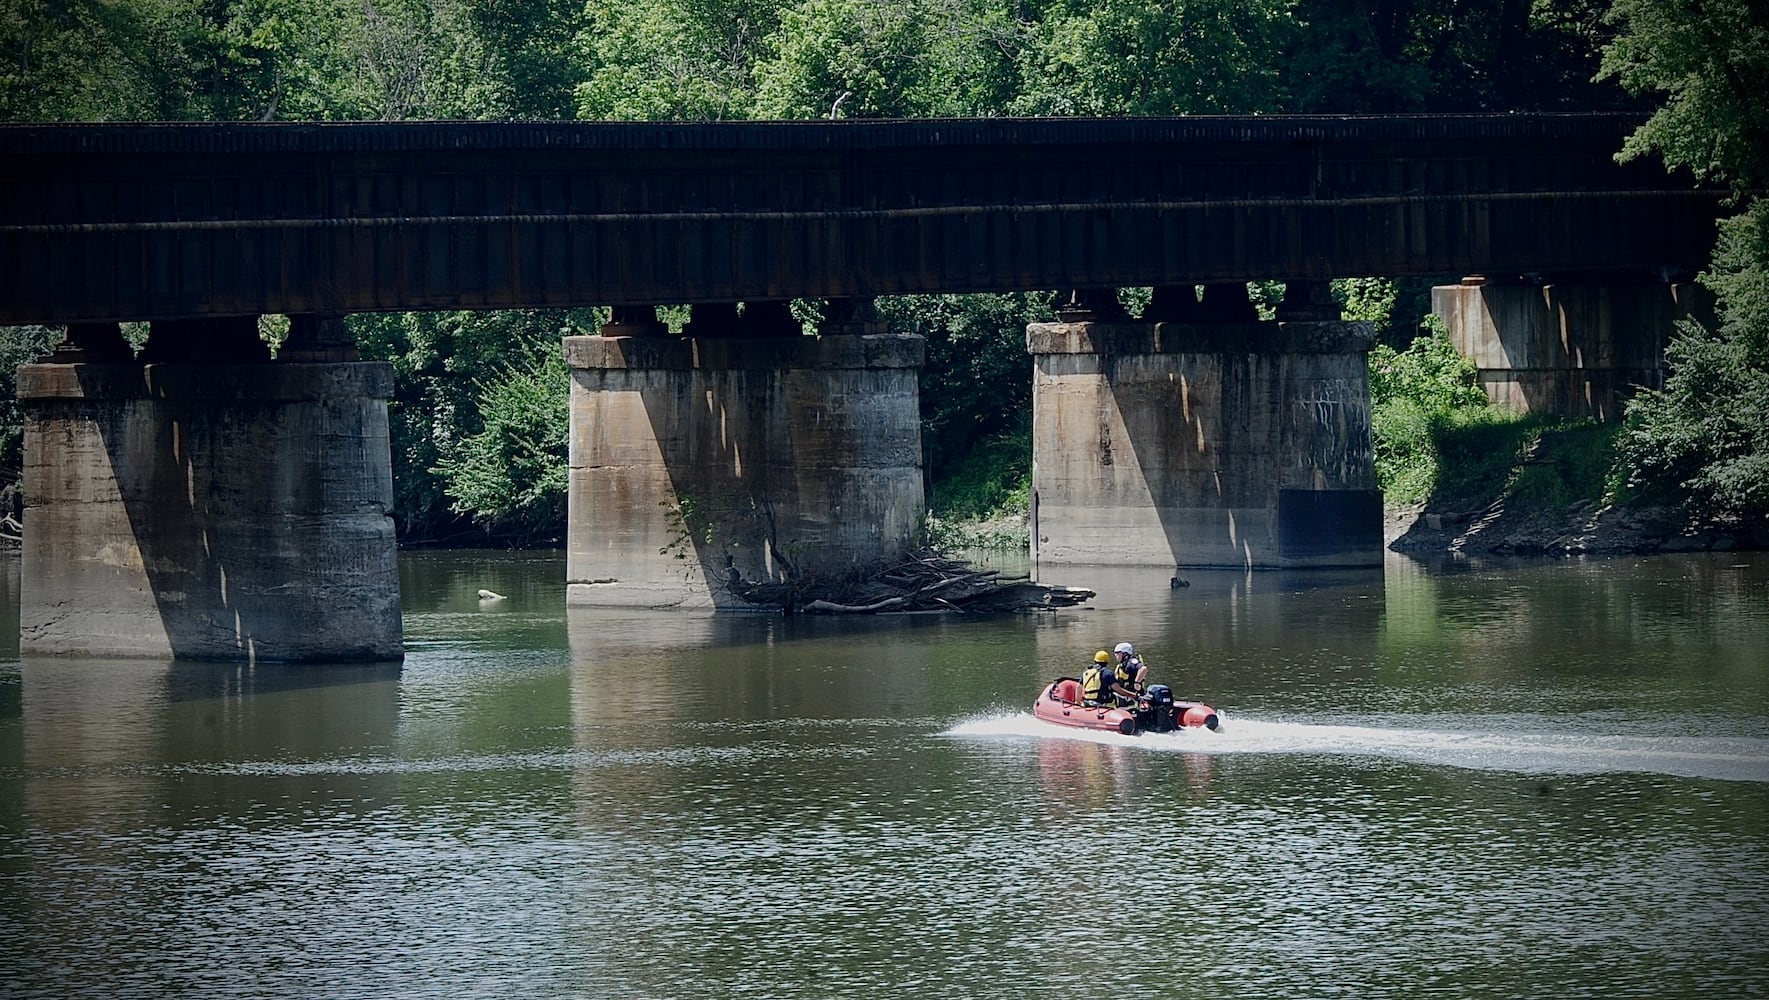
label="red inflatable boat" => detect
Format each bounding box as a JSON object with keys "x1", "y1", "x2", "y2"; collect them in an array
[{"x1": 1033, "y1": 678, "x2": 1222, "y2": 736}]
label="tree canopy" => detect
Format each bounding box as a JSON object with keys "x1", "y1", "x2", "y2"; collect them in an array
[{"x1": 1601, "y1": 0, "x2": 1769, "y2": 523}]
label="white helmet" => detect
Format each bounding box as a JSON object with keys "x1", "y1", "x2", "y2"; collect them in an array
[{"x1": 1113, "y1": 642, "x2": 1134, "y2": 655}]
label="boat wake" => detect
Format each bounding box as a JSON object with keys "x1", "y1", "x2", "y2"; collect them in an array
[{"x1": 945, "y1": 712, "x2": 1769, "y2": 783}]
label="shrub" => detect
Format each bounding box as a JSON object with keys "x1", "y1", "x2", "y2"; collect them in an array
[
  {"x1": 1368, "y1": 327, "x2": 1492, "y2": 505},
  {"x1": 1621, "y1": 322, "x2": 1769, "y2": 518},
  {"x1": 432, "y1": 350, "x2": 571, "y2": 544},
  {"x1": 930, "y1": 417, "x2": 1031, "y2": 522}
]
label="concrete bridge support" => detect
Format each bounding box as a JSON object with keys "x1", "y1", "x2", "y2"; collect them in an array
[
  {"x1": 1433, "y1": 278, "x2": 1714, "y2": 421},
  {"x1": 18, "y1": 345, "x2": 403, "y2": 661},
  {"x1": 1027, "y1": 316, "x2": 1382, "y2": 571},
  {"x1": 563, "y1": 330, "x2": 925, "y2": 608}
]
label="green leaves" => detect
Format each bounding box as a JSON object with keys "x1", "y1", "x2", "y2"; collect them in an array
[
  {"x1": 0, "y1": 0, "x2": 582, "y2": 122},
  {"x1": 1621, "y1": 318, "x2": 1769, "y2": 518},
  {"x1": 1603, "y1": 2, "x2": 1769, "y2": 522},
  {"x1": 431, "y1": 348, "x2": 572, "y2": 544},
  {"x1": 752, "y1": 0, "x2": 1015, "y2": 118},
  {"x1": 1368, "y1": 329, "x2": 1492, "y2": 505},
  {"x1": 575, "y1": 0, "x2": 774, "y2": 120},
  {"x1": 354, "y1": 308, "x2": 595, "y2": 542},
  {"x1": 1009, "y1": 0, "x2": 1290, "y2": 116},
  {"x1": 1602, "y1": 0, "x2": 1769, "y2": 196},
  {"x1": 878, "y1": 292, "x2": 1051, "y2": 482}
]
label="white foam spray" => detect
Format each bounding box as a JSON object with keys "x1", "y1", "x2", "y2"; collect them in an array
[{"x1": 945, "y1": 712, "x2": 1769, "y2": 783}]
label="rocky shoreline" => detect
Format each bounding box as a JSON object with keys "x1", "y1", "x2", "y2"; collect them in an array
[
  {"x1": 946, "y1": 502, "x2": 1767, "y2": 563},
  {"x1": 1385, "y1": 500, "x2": 1768, "y2": 558}
]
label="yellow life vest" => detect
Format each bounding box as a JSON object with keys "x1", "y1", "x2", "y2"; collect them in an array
[{"x1": 1081, "y1": 664, "x2": 1104, "y2": 703}]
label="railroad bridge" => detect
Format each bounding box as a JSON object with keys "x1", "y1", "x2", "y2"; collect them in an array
[{"x1": 0, "y1": 115, "x2": 1722, "y2": 659}]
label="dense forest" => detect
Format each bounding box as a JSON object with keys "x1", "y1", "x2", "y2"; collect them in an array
[{"x1": 1, "y1": 0, "x2": 1762, "y2": 544}]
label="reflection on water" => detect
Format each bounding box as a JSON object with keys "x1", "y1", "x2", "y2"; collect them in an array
[
  {"x1": 16, "y1": 658, "x2": 403, "y2": 826},
  {"x1": 1, "y1": 549, "x2": 1766, "y2": 998}
]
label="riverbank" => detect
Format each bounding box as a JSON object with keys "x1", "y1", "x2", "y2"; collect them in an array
[
  {"x1": 940, "y1": 499, "x2": 1767, "y2": 563},
  {"x1": 1385, "y1": 499, "x2": 1768, "y2": 557}
]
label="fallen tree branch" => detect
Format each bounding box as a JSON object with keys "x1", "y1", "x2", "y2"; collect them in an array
[
  {"x1": 722, "y1": 546, "x2": 1094, "y2": 614},
  {"x1": 803, "y1": 596, "x2": 911, "y2": 614}
]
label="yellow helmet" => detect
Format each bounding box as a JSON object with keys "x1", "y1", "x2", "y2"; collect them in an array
[{"x1": 1094, "y1": 649, "x2": 1111, "y2": 663}]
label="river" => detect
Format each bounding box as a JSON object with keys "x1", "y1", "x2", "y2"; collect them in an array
[{"x1": 2, "y1": 549, "x2": 1766, "y2": 998}]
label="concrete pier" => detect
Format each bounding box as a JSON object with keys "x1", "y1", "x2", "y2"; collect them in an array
[
  {"x1": 1028, "y1": 320, "x2": 1382, "y2": 571},
  {"x1": 18, "y1": 363, "x2": 402, "y2": 661},
  {"x1": 1433, "y1": 280, "x2": 1714, "y2": 420},
  {"x1": 563, "y1": 334, "x2": 925, "y2": 608}
]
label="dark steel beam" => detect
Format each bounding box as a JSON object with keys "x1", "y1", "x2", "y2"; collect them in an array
[{"x1": 0, "y1": 115, "x2": 1724, "y2": 325}]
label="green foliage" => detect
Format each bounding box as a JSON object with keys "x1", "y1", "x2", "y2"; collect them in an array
[
  {"x1": 1369, "y1": 324, "x2": 1489, "y2": 416},
  {"x1": 1009, "y1": 0, "x2": 1290, "y2": 115},
  {"x1": 354, "y1": 307, "x2": 596, "y2": 542},
  {"x1": 1507, "y1": 421, "x2": 1624, "y2": 510},
  {"x1": 1371, "y1": 327, "x2": 1634, "y2": 514},
  {"x1": 659, "y1": 494, "x2": 713, "y2": 560},
  {"x1": 0, "y1": 325, "x2": 60, "y2": 494},
  {"x1": 1603, "y1": 1, "x2": 1769, "y2": 522},
  {"x1": 1284, "y1": 0, "x2": 1630, "y2": 114},
  {"x1": 1249, "y1": 280, "x2": 1283, "y2": 320},
  {"x1": 1602, "y1": 0, "x2": 1769, "y2": 197},
  {"x1": 467, "y1": 0, "x2": 587, "y2": 118},
  {"x1": 1334, "y1": 277, "x2": 1395, "y2": 326},
  {"x1": 1706, "y1": 201, "x2": 1769, "y2": 357},
  {"x1": 575, "y1": 0, "x2": 774, "y2": 119},
  {"x1": 752, "y1": 0, "x2": 1015, "y2": 118},
  {"x1": 877, "y1": 292, "x2": 1051, "y2": 482},
  {"x1": 0, "y1": 0, "x2": 576, "y2": 122},
  {"x1": 0, "y1": 0, "x2": 156, "y2": 118},
  {"x1": 1428, "y1": 412, "x2": 1624, "y2": 512},
  {"x1": 922, "y1": 510, "x2": 1025, "y2": 552},
  {"x1": 431, "y1": 349, "x2": 572, "y2": 543},
  {"x1": 1421, "y1": 408, "x2": 1529, "y2": 506},
  {"x1": 929, "y1": 417, "x2": 1030, "y2": 522},
  {"x1": 1368, "y1": 329, "x2": 1493, "y2": 505},
  {"x1": 1621, "y1": 320, "x2": 1769, "y2": 518}
]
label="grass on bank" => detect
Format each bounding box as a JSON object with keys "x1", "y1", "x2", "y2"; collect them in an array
[
  {"x1": 924, "y1": 418, "x2": 1031, "y2": 551},
  {"x1": 1372, "y1": 329, "x2": 1633, "y2": 516}
]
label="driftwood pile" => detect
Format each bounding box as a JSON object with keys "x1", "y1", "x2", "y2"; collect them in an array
[{"x1": 724, "y1": 547, "x2": 1094, "y2": 614}]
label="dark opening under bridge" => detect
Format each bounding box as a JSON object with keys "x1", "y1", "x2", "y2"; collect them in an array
[{"x1": 0, "y1": 113, "x2": 1724, "y2": 325}]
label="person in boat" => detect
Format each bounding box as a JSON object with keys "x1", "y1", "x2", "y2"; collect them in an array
[
  {"x1": 1112, "y1": 642, "x2": 1149, "y2": 698},
  {"x1": 1080, "y1": 649, "x2": 1115, "y2": 706}
]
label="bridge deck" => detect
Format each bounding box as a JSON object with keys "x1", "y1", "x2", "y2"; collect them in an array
[{"x1": 0, "y1": 115, "x2": 1722, "y2": 324}]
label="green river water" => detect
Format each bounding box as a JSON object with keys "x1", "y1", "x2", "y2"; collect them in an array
[{"x1": 2, "y1": 549, "x2": 1766, "y2": 998}]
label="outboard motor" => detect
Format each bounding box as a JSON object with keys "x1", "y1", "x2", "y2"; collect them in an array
[{"x1": 1142, "y1": 685, "x2": 1176, "y2": 732}]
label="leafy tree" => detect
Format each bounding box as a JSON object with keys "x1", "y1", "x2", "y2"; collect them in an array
[
  {"x1": 1368, "y1": 326, "x2": 1492, "y2": 504},
  {"x1": 1619, "y1": 203, "x2": 1769, "y2": 518},
  {"x1": 876, "y1": 292, "x2": 1052, "y2": 483},
  {"x1": 751, "y1": 0, "x2": 1017, "y2": 118},
  {"x1": 1281, "y1": 0, "x2": 1633, "y2": 114},
  {"x1": 0, "y1": 0, "x2": 154, "y2": 119},
  {"x1": 353, "y1": 307, "x2": 596, "y2": 541},
  {"x1": 1602, "y1": 0, "x2": 1769, "y2": 198},
  {"x1": 1603, "y1": 0, "x2": 1769, "y2": 522},
  {"x1": 0, "y1": 0, "x2": 577, "y2": 122},
  {"x1": 575, "y1": 0, "x2": 777, "y2": 119},
  {"x1": 465, "y1": 0, "x2": 587, "y2": 118},
  {"x1": 432, "y1": 349, "x2": 572, "y2": 542},
  {"x1": 1335, "y1": 277, "x2": 1396, "y2": 326},
  {"x1": 1010, "y1": 0, "x2": 1291, "y2": 115}
]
